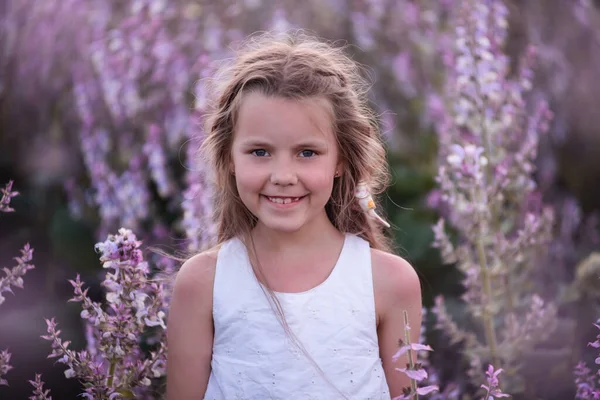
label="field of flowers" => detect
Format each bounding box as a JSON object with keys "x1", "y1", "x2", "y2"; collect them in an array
[{"x1": 1, "y1": 0, "x2": 599, "y2": 399}]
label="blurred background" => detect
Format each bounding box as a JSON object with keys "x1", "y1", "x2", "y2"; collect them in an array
[{"x1": 1, "y1": 0, "x2": 600, "y2": 398}]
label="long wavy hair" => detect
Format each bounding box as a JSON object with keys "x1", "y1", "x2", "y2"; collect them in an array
[{"x1": 200, "y1": 30, "x2": 392, "y2": 252}]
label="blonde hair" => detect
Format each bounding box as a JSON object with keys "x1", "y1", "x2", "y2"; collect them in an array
[
  {"x1": 200, "y1": 30, "x2": 392, "y2": 251},
  {"x1": 196, "y1": 30, "x2": 393, "y2": 395}
]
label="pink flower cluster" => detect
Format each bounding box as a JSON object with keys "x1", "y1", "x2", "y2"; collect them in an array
[{"x1": 39, "y1": 228, "x2": 167, "y2": 399}]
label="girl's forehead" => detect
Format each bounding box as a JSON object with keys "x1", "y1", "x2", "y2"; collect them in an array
[{"x1": 234, "y1": 92, "x2": 336, "y2": 142}]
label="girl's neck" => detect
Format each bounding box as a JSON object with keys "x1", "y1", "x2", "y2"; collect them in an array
[{"x1": 251, "y1": 214, "x2": 343, "y2": 254}]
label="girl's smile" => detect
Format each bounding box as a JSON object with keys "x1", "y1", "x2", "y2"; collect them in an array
[{"x1": 262, "y1": 194, "x2": 307, "y2": 208}]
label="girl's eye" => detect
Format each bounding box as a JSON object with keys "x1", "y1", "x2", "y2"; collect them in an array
[
  {"x1": 251, "y1": 149, "x2": 269, "y2": 157},
  {"x1": 299, "y1": 150, "x2": 317, "y2": 158}
]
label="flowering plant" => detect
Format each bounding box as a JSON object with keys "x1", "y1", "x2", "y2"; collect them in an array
[
  {"x1": 29, "y1": 374, "x2": 52, "y2": 400},
  {"x1": 480, "y1": 365, "x2": 510, "y2": 399},
  {"x1": 393, "y1": 310, "x2": 439, "y2": 399},
  {"x1": 574, "y1": 321, "x2": 600, "y2": 399},
  {"x1": 40, "y1": 228, "x2": 167, "y2": 399},
  {"x1": 430, "y1": 0, "x2": 557, "y2": 394},
  {"x1": 0, "y1": 181, "x2": 35, "y2": 386}
]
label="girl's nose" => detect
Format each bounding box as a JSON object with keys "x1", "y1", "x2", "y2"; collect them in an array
[{"x1": 269, "y1": 167, "x2": 298, "y2": 186}]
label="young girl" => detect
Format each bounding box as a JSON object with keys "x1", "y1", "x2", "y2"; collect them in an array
[{"x1": 166, "y1": 31, "x2": 422, "y2": 400}]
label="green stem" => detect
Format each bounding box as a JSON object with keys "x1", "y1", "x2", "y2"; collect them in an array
[
  {"x1": 476, "y1": 70, "x2": 516, "y2": 316},
  {"x1": 471, "y1": 49, "x2": 510, "y2": 367},
  {"x1": 403, "y1": 310, "x2": 419, "y2": 400},
  {"x1": 106, "y1": 359, "x2": 117, "y2": 388},
  {"x1": 476, "y1": 232, "x2": 500, "y2": 368}
]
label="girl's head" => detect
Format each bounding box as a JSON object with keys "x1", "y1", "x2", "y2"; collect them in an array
[{"x1": 200, "y1": 30, "x2": 392, "y2": 251}]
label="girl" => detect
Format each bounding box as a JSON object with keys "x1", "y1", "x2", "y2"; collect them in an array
[{"x1": 166, "y1": 31, "x2": 422, "y2": 400}]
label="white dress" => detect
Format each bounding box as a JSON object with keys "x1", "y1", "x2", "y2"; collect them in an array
[{"x1": 203, "y1": 233, "x2": 391, "y2": 400}]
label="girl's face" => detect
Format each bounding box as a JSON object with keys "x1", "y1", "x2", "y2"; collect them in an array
[{"x1": 230, "y1": 92, "x2": 342, "y2": 235}]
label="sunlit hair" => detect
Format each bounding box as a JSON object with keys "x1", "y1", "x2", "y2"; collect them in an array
[{"x1": 200, "y1": 30, "x2": 392, "y2": 252}]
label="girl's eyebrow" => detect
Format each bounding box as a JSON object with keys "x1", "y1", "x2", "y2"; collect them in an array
[
  {"x1": 238, "y1": 139, "x2": 328, "y2": 149},
  {"x1": 293, "y1": 140, "x2": 328, "y2": 149},
  {"x1": 238, "y1": 139, "x2": 272, "y2": 148}
]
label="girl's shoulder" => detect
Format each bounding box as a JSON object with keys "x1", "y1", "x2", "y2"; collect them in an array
[
  {"x1": 370, "y1": 248, "x2": 421, "y2": 311},
  {"x1": 173, "y1": 244, "x2": 222, "y2": 297}
]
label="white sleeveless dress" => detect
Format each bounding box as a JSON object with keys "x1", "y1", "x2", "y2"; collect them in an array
[{"x1": 203, "y1": 233, "x2": 391, "y2": 400}]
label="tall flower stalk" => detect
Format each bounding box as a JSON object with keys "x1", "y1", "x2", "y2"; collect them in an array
[
  {"x1": 0, "y1": 181, "x2": 35, "y2": 387},
  {"x1": 392, "y1": 310, "x2": 439, "y2": 399},
  {"x1": 431, "y1": 0, "x2": 556, "y2": 393}
]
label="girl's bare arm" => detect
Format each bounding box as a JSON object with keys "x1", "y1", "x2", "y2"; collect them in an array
[
  {"x1": 166, "y1": 251, "x2": 217, "y2": 400},
  {"x1": 373, "y1": 249, "x2": 423, "y2": 398}
]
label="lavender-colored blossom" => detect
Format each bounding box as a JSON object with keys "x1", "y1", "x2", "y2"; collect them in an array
[
  {"x1": 0, "y1": 181, "x2": 35, "y2": 388},
  {"x1": 480, "y1": 365, "x2": 510, "y2": 399},
  {"x1": 0, "y1": 243, "x2": 35, "y2": 306},
  {"x1": 41, "y1": 228, "x2": 167, "y2": 398},
  {"x1": 0, "y1": 180, "x2": 19, "y2": 213},
  {"x1": 0, "y1": 350, "x2": 12, "y2": 386},
  {"x1": 574, "y1": 361, "x2": 599, "y2": 400},
  {"x1": 396, "y1": 366, "x2": 429, "y2": 382},
  {"x1": 393, "y1": 343, "x2": 434, "y2": 362},
  {"x1": 28, "y1": 374, "x2": 52, "y2": 400},
  {"x1": 393, "y1": 310, "x2": 439, "y2": 400},
  {"x1": 574, "y1": 322, "x2": 600, "y2": 399}
]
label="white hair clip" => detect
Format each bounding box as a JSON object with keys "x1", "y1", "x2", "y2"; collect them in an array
[{"x1": 354, "y1": 181, "x2": 390, "y2": 228}]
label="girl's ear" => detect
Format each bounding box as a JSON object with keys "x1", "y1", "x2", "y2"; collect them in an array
[{"x1": 335, "y1": 160, "x2": 344, "y2": 177}]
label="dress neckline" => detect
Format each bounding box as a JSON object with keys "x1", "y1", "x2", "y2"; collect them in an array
[{"x1": 235, "y1": 233, "x2": 351, "y2": 297}]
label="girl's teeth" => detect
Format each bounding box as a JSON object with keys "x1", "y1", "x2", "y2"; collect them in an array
[{"x1": 268, "y1": 197, "x2": 300, "y2": 204}]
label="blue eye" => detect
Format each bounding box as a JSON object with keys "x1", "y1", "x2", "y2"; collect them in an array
[
  {"x1": 251, "y1": 149, "x2": 269, "y2": 157},
  {"x1": 300, "y1": 150, "x2": 316, "y2": 158}
]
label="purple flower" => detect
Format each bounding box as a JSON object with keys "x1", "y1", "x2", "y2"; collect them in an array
[
  {"x1": 0, "y1": 350, "x2": 12, "y2": 386},
  {"x1": 396, "y1": 366, "x2": 428, "y2": 381},
  {"x1": 394, "y1": 310, "x2": 439, "y2": 399},
  {"x1": 574, "y1": 321, "x2": 600, "y2": 399},
  {"x1": 481, "y1": 365, "x2": 510, "y2": 399},
  {"x1": 41, "y1": 228, "x2": 168, "y2": 398},
  {"x1": 0, "y1": 180, "x2": 19, "y2": 213},
  {"x1": 393, "y1": 343, "x2": 434, "y2": 362},
  {"x1": 393, "y1": 384, "x2": 441, "y2": 400},
  {"x1": 28, "y1": 374, "x2": 52, "y2": 400},
  {"x1": 0, "y1": 243, "x2": 35, "y2": 306}
]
